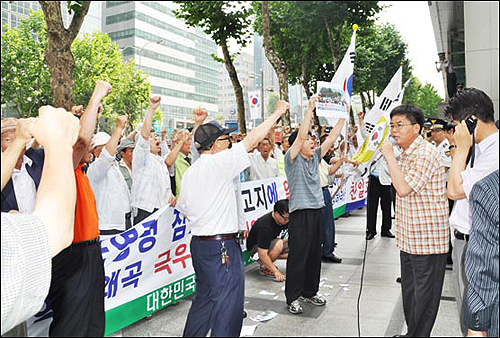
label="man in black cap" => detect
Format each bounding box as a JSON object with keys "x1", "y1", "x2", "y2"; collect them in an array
[
  {"x1": 431, "y1": 119, "x2": 452, "y2": 173},
  {"x1": 177, "y1": 100, "x2": 290, "y2": 337}
]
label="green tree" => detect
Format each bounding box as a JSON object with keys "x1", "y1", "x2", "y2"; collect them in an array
[
  {"x1": 403, "y1": 76, "x2": 443, "y2": 117},
  {"x1": 1, "y1": 10, "x2": 52, "y2": 117},
  {"x1": 354, "y1": 23, "x2": 412, "y2": 112},
  {"x1": 72, "y1": 32, "x2": 151, "y2": 130},
  {"x1": 1, "y1": 12, "x2": 150, "y2": 131},
  {"x1": 173, "y1": 1, "x2": 253, "y2": 133}
]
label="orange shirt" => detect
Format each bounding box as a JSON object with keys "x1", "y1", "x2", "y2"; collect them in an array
[{"x1": 73, "y1": 165, "x2": 100, "y2": 242}]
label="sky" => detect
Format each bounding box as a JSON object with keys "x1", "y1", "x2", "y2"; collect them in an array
[{"x1": 226, "y1": 1, "x2": 445, "y2": 98}]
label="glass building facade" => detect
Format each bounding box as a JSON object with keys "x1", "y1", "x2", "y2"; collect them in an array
[{"x1": 103, "y1": 1, "x2": 219, "y2": 131}]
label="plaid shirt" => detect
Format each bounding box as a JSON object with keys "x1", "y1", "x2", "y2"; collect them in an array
[{"x1": 395, "y1": 136, "x2": 449, "y2": 255}]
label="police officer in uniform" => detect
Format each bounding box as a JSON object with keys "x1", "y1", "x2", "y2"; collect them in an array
[
  {"x1": 431, "y1": 119, "x2": 452, "y2": 173},
  {"x1": 177, "y1": 101, "x2": 289, "y2": 337}
]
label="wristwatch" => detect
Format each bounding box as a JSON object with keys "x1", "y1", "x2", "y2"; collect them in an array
[{"x1": 449, "y1": 144, "x2": 457, "y2": 150}]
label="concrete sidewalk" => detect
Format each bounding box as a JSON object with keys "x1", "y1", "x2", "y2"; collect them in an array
[{"x1": 112, "y1": 207, "x2": 462, "y2": 337}]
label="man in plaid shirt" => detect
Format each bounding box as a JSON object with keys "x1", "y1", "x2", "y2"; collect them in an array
[{"x1": 380, "y1": 104, "x2": 449, "y2": 337}]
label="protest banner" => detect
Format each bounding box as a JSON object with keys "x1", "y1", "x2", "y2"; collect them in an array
[{"x1": 27, "y1": 176, "x2": 366, "y2": 337}]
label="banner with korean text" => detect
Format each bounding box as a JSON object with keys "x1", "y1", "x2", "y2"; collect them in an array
[{"x1": 27, "y1": 177, "x2": 367, "y2": 337}]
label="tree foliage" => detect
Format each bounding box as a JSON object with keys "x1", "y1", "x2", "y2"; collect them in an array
[
  {"x1": 403, "y1": 75, "x2": 443, "y2": 117},
  {"x1": 354, "y1": 23, "x2": 412, "y2": 111},
  {"x1": 1, "y1": 11, "x2": 150, "y2": 131},
  {"x1": 173, "y1": 1, "x2": 252, "y2": 133},
  {"x1": 1, "y1": 10, "x2": 52, "y2": 118}
]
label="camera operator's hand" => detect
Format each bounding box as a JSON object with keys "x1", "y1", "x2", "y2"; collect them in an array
[{"x1": 454, "y1": 121, "x2": 473, "y2": 151}]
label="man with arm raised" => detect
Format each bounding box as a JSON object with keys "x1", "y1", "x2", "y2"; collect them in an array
[
  {"x1": 177, "y1": 100, "x2": 289, "y2": 337},
  {"x1": 284, "y1": 96, "x2": 346, "y2": 315}
]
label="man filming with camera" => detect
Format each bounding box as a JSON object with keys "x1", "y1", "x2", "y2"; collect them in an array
[{"x1": 445, "y1": 88, "x2": 499, "y2": 336}]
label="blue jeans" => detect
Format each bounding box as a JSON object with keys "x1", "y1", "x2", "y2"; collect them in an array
[
  {"x1": 321, "y1": 188, "x2": 336, "y2": 258},
  {"x1": 183, "y1": 236, "x2": 244, "y2": 337}
]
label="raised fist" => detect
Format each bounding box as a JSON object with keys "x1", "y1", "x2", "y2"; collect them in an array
[
  {"x1": 357, "y1": 111, "x2": 365, "y2": 121},
  {"x1": 194, "y1": 107, "x2": 208, "y2": 124},
  {"x1": 94, "y1": 80, "x2": 112, "y2": 100},
  {"x1": 308, "y1": 96, "x2": 319, "y2": 110},
  {"x1": 161, "y1": 129, "x2": 167, "y2": 141},
  {"x1": 149, "y1": 96, "x2": 161, "y2": 110},
  {"x1": 116, "y1": 115, "x2": 128, "y2": 130},
  {"x1": 15, "y1": 118, "x2": 35, "y2": 145},
  {"x1": 276, "y1": 100, "x2": 290, "y2": 113},
  {"x1": 29, "y1": 106, "x2": 80, "y2": 149},
  {"x1": 71, "y1": 105, "x2": 84, "y2": 118}
]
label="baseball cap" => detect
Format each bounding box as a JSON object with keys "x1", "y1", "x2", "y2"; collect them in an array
[
  {"x1": 117, "y1": 138, "x2": 136, "y2": 153},
  {"x1": 92, "y1": 132, "x2": 111, "y2": 147},
  {"x1": 208, "y1": 120, "x2": 237, "y2": 135},
  {"x1": 1, "y1": 118, "x2": 18, "y2": 134},
  {"x1": 194, "y1": 121, "x2": 237, "y2": 150}
]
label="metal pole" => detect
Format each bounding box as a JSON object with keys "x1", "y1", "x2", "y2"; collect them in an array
[{"x1": 260, "y1": 67, "x2": 264, "y2": 123}]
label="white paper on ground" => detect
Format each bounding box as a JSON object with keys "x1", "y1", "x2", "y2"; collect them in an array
[
  {"x1": 339, "y1": 283, "x2": 349, "y2": 287},
  {"x1": 322, "y1": 284, "x2": 334, "y2": 289},
  {"x1": 249, "y1": 310, "x2": 278, "y2": 323},
  {"x1": 259, "y1": 290, "x2": 276, "y2": 296},
  {"x1": 240, "y1": 325, "x2": 257, "y2": 337}
]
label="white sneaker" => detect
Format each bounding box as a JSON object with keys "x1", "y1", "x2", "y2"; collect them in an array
[
  {"x1": 298, "y1": 294, "x2": 326, "y2": 306},
  {"x1": 288, "y1": 300, "x2": 303, "y2": 314}
]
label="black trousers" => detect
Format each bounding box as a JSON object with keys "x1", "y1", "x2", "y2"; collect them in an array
[
  {"x1": 366, "y1": 175, "x2": 392, "y2": 235},
  {"x1": 400, "y1": 251, "x2": 447, "y2": 337},
  {"x1": 183, "y1": 237, "x2": 244, "y2": 337},
  {"x1": 134, "y1": 207, "x2": 158, "y2": 226},
  {"x1": 47, "y1": 241, "x2": 105, "y2": 337},
  {"x1": 285, "y1": 208, "x2": 323, "y2": 305}
]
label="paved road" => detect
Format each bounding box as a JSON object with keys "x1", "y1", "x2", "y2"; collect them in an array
[{"x1": 111, "y1": 207, "x2": 462, "y2": 337}]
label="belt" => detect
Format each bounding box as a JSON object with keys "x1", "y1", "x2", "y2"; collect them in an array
[
  {"x1": 73, "y1": 237, "x2": 99, "y2": 246},
  {"x1": 454, "y1": 229, "x2": 469, "y2": 242},
  {"x1": 199, "y1": 233, "x2": 238, "y2": 241},
  {"x1": 322, "y1": 186, "x2": 329, "y2": 191}
]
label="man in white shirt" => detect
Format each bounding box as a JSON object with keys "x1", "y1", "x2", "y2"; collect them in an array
[
  {"x1": 131, "y1": 97, "x2": 188, "y2": 225},
  {"x1": 88, "y1": 115, "x2": 133, "y2": 237},
  {"x1": 1, "y1": 118, "x2": 41, "y2": 214},
  {"x1": 431, "y1": 120, "x2": 452, "y2": 173},
  {"x1": 445, "y1": 88, "x2": 499, "y2": 335},
  {"x1": 248, "y1": 137, "x2": 279, "y2": 181},
  {"x1": 177, "y1": 100, "x2": 289, "y2": 337},
  {"x1": 117, "y1": 137, "x2": 135, "y2": 191}
]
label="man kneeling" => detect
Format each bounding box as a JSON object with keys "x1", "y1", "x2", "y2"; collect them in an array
[{"x1": 246, "y1": 199, "x2": 289, "y2": 282}]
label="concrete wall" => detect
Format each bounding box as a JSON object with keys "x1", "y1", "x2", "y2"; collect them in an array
[{"x1": 464, "y1": 1, "x2": 499, "y2": 120}]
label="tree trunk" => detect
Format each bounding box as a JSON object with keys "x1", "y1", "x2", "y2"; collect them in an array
[
  {"x1": 360, "y1": 91, "x2": 367, "y2": 114},
  {"x1": 221, "y1": 41, "x2": 246, "y2": 133},
  {"x1": 262, "y1": 1, "x2": 290, "y2": 127},
  {"x1": 40, "y1": 1, "x2": 90, "y2": 110},
  {"x1": 301, "y1": 55, "x2": 313, "y2": 99},
  {"x1": 324, "y1": 18, "x2": 344, "y2": 72}
]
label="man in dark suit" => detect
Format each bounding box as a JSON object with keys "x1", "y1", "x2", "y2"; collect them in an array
[
  {"x1": 1, "y1": 118, "x2": 44, "y2": 214},
  {"x1": 464, "y1": 170, "x2": 499, "y2": 337}
]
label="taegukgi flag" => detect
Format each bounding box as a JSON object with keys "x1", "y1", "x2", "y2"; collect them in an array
[{"x1": 248, "y1": 90, "x2": 261, "y2": 120}]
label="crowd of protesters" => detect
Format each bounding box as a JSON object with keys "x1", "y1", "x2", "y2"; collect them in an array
[{"x1": 1, "y1": 78, "x2": 498, "y2": 337}]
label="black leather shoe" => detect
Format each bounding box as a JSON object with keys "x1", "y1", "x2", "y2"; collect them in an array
[
  {"x1": 366, "y1": 233, "x2": 376, "y2": 240},
  {"x1": 322, "y1": 255, "x2": 342, "y2": 263},
  {"x1": 381, "y1": 231, "x2": 395, "y2": 238}
]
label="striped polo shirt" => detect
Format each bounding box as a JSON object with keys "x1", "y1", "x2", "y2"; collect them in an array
[{"x1": 284, "y1": 146, "x2": 325, "y2": 213}]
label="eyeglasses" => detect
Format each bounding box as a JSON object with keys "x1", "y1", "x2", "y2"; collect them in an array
[{"x1": 390, "y1": 123, "x2": 416, "y2": 131}]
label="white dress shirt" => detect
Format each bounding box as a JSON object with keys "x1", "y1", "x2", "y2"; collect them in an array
[
  {"x1": 450, "y1": 131, "x2": 499, "y2": 234},
  {"x1": 248, "y1": 152, "x2": 279, "y2": 181},
  {"x1": 177, "y1": 143, "x2": 251, "y2": 236},
  {"x1": 131, "y1": 135, "x2": 172, "y2": 213},
  {"x1": 88, "y1": 148, "x2": 131, "y2": 231},
  {"x1": 11, "y1": 156, "x2": 37, "y2": 214}
]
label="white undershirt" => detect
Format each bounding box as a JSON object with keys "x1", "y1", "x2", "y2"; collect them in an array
[{"x1": 11, "y1": 156, "x2": 37, "y2": 213}]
